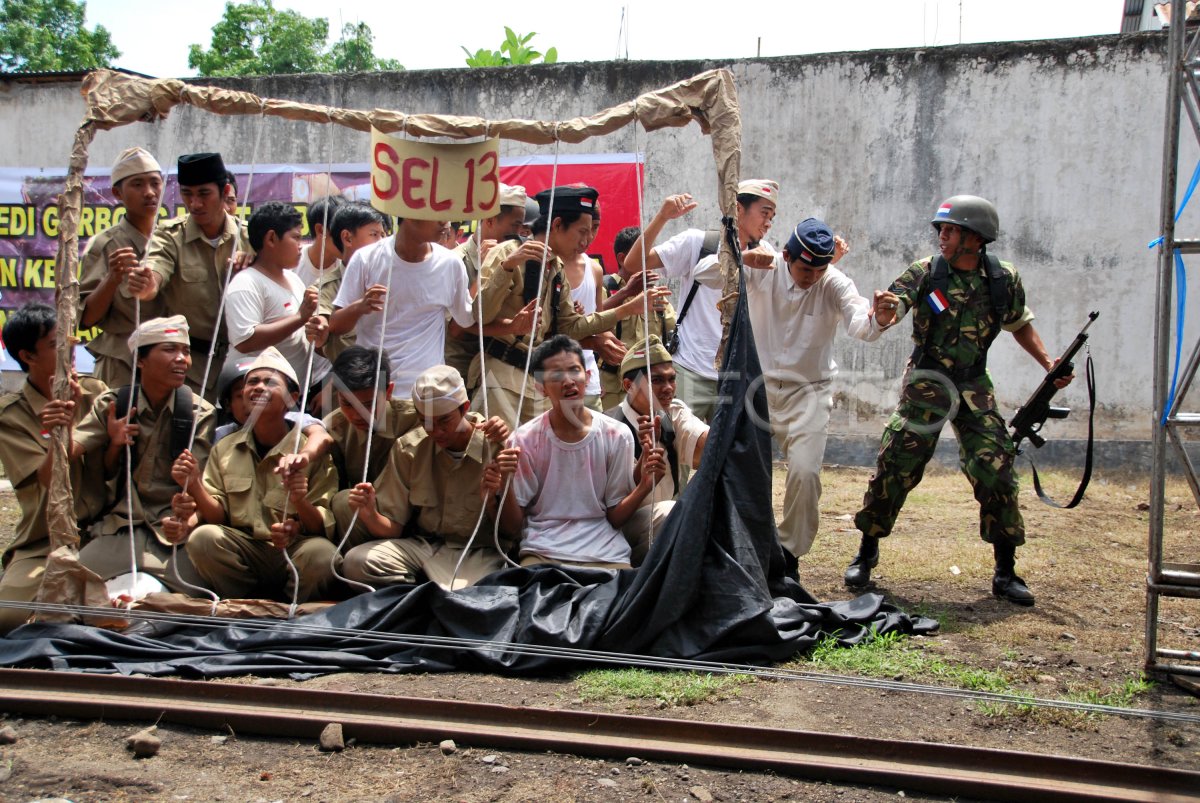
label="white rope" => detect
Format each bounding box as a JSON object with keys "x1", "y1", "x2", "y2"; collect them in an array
[
  {"x1": 120, "y1": 299, "x2": 141, "y2": 607},
  {"x1": 324, "y1": 229, "x2": 402, "y2": 595},
  {"x1": 631, "y1": 104, "x2": 658, "y2": 551},
  {"x1": 486, "y1": 129, "x2": 564, "y2": 572}
]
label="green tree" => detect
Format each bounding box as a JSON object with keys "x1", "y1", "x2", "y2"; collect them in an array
[
  {"x1": 189, "y1": 1, "x2": 402, "y2": 77},
  {"x1": 327, "y1": 22, "x2": 402, "y2": 73},
  {"x1": 0, "y1": 0, "x2": 119, "y2": 72},
  {"x1": 462, "y1": 27, "x2": 558, "y2": 68}
]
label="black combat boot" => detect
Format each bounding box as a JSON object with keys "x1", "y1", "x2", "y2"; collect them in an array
[
  {"x1": 991, "y1": 541, "x2": 1035, "y2": 606},
  {"x1": 843, "y1": 535, "x2": 879, "y2": 588}
]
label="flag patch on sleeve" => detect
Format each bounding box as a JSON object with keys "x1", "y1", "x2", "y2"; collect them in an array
[{"x1": 926, "y1": 288, "x2": 949, "y2": 314}]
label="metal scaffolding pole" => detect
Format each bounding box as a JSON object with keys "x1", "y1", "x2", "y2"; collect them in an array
[{"x1": 1147, "y1": 0, "x2": 1200, "y2": 677}]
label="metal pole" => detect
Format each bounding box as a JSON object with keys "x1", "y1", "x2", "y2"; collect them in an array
[{"x1": 1146, "y1": 0, "x2": 1187, "y2": 672}]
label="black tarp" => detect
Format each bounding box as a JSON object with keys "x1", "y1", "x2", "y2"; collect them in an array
[{"x1": 0, "y1": 247, "x2": 935, "y2": 676}]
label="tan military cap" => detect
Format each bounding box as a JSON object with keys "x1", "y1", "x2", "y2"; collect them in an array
[
  {"x1": 619, "y1": 335, "x2": 673, "y2": 378},
  {"x1": 499, "y1": 183, "x2": 527, "y2": 208},
  {"x1": 127, "y1": 315, "x2": 189, "y2": 352},
  {"x1": 111, "y1": 147, "x2": 163, "y2": 186},
  {"x1": 411, "y1": 364, "x2": 469, "y2": 416},
  {"x1": 737, "y1": 179, "x2": 780, "y2": 202},
  {"x1": 247, "y1": 346, "x2": 299, "y2": 387}
]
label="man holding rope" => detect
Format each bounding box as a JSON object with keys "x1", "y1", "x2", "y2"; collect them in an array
[{"x1": 127, "y1": 152, "x2": 249, "y2": 401}]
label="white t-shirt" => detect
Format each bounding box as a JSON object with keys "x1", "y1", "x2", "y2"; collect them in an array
[
  {"x1": 294, "y1": 244, "x2": 342, "y2": 288},
  {"x1": 333, "y1": 237, "x2": 474, "y2": 398},
  {"x1": 570, "y1": 261, "x2": 602, "y2": 396},
  {"x1": 511, "y1": 411, "x2": 635, "y2": 564},
  {"x1": 224, "y1": 266, "x2": 331, "y2": 385},
  {"x1": 654, "y1": 228, "x2": 721, "y2": 380}
]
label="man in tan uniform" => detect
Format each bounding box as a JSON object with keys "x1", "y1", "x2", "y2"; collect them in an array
[
  {"x1": 321, "y1": 346, "x2": 419, "y2": 549},
  {"x1": 341, "y1": 365, "x2": 516, "y2": 590},
  {"x1": 0, "y1": 304, "x2": 108, "y2": 632},
  {"x1": 176, "y1": 347, "x2": 338, "y2": 603},
  {"x1": 446, "y1": 183, "x2": 527, "y2": 386},
  {"x1": 127, "y1": 152, "x2": 248, "y2": 401},
  {"x1": 79, "y1": 147, "x2": 167, "y2": 387},
  {"x1": 473, "y1": 186, "x2": 647, "y2": 427},
  {"x1": 71, "y1": 315, "x2": 215, "y2": 593}
]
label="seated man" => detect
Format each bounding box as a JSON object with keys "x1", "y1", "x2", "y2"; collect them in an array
[
  {"x1": 0, "y1": 304, "x2": 107, "y2": 632},
  {"x1": 498, "y1": 335, "x2": 666, "y2": 569},
  {"x1": 341, "y1": 365, "x2": 515, "y2": 590},
  {"x1": 172, "y1": 348, "x2": 338, "y2": 603},
  {"x1": 606, "y1": 335, "x2": 709, "y2": 566},
  {"x1": 71, "y1": 315, "x2": 216, "y2": 595},
  {"x1": 322, "y1": 346, "x2": 419, "y2": 549}
]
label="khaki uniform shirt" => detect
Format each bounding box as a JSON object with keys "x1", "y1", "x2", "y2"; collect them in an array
[
  {"x1": 0, "y1": 378, "x2": 108, "y2": 561},
  {"x1": 445, "y1": 238, "x2": 483, "y2": 378},
  {"x1": 145, "y1": 213, "x2": 249, "y2": 345},
  {"x1": 599, "y1": 273, "x2": 677, "y2": 383},
  {"x1": 323, "y1": 397, "x2": 419, "y2": 489},
  {"x1": 374, "y1": 412, "x2": 499, "y2": 545},
  {"x1": 202, "y1": 424, "x2": 337, "y2": 540},
  {"x1": 74, "y1": 386, "x2": 215, "y2": 544},
  {"x1": 315, "y1": 263, "x2": 356, "y2": 361},
  {"x1": 79, "y1": 217, "x2": 166, "y2": 360},
  {"x1": 477, "y1": 239, "x2": 623, "y2": 357}
]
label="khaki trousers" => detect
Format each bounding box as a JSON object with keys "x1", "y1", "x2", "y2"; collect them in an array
[
  {"x1": 0, "y1": 553, "x2": 45, "y2": 634},
  {"x1": 621, "y1": 500, "x2": 674, "y2": 567},
  {"x1": 187, "y1": 524, "x2": 337, "y2": 603},
  {"x1": 343, "y1": 537, "x2": 507, "y2": 591},
  {"x1": 767, "y1": 380, "x2": 833, "y2": 559},
  {"x1": 331, "y1": 490, "x2": 377, "y2": 552},
  {"x1": 674, "y1": 362, "x2": 720, "y2": 422},
  {"x1": 78, "y1": 526, "x2": 208, "y2": 592}
]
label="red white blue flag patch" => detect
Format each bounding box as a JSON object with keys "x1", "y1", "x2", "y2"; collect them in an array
[
  {"x1": 927, "y1": 288, "x2": 949, "y2": 314},
  {"x1": 935, "y1": 203, "x2": 953, "y2": 219}
]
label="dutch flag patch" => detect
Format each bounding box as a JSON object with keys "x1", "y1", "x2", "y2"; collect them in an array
[
  {"x1": 927, "y1": 288, "x2": 949, "y2": 314},
  {"x1": 935, "y1": 203, "x2": 953, "y2": 219}
]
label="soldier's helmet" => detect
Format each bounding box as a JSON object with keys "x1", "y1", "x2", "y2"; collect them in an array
[{"x1": 930, "y1": 195, "x2": 999, "y2": 243}]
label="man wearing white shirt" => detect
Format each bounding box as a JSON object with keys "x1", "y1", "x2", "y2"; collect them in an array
[
  {"x1": 622, "y1": 180, "x2": 780, "y2": 421},
  {"x1": 329, "y1": 218, "x2": 474, "y2": 399},
  {"x1": 294, "y1": 195, "x2": 345, "y2": 287},
  {"x1": 697, "y1": 217, "x2": 892, "y2": 559}
]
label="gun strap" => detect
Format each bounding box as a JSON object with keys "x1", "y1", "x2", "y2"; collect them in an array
[{"x1": 1028, "y1": 351, "x2": 1095, "y2": 509}]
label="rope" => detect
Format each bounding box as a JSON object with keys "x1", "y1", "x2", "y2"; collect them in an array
[
  {"x1": 324, "y1": 226, "x2": 404, "y2": 595},
  {"x1": 120, "y1": 299, "x2": 141, "y2": 607},
  {"x1": 485, "y1": 128, "x2": 564, "y2": 572},
  {"x1": 631, "y1": 103, "x2": 658, "y2": 552},
  {"x1": 2, "y1": 599, "x2": 1196, "y2": 726}
]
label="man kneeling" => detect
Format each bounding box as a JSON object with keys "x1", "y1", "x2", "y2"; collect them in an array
[
  {"x1": 499, "y1": 335, "x2": 666, "y2": 569},
  {"x1": 168, "y1": 347, "x2": 338, "y2": 602},
  {"x1": 341, "y1": 365, "x2": 515, "y2": 591}
]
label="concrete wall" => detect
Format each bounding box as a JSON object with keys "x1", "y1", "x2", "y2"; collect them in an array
[{"x1": 0, "y1": 33, "x2": 1190, "y2": 465}]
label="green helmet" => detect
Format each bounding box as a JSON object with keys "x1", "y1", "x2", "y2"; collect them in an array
[{"x1": 931, "y1": 195, "x2": 999, "y2": 243}]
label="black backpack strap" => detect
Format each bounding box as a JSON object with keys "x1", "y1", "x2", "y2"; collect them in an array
[
  {"x1": 698, "y1": 228, "x2": 721, "y2": 261},
  {"x1": 917, "y1": 257, "x2": 951, "y2": 360},
  {"x1": 169, "y1": 385, "x2": 195, "y2": 460},
  {"x1": 674, "y1": 281, "x2": 702, "y2": 329},
  {"x1": 981, "y1": 253, "x2": 1010, "y2": 350},
  {"x1": 605, "y1": 407, "x2": 679, "y2": 493}
]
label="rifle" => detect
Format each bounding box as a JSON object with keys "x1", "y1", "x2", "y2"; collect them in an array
[{"x1": 1009, "y1": 311, "x2": 1099, "y2": 508}]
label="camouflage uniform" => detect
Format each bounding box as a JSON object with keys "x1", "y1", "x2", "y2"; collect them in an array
[{"x1": 854, "y1": 255, "x2": 1034, "y2": 546}]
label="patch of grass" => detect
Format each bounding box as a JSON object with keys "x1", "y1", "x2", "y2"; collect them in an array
[
  {"x1": 574, "y1": 668, "x2": 751, "y2": 707},
  {"x1": 977, "y1": 674, "x2": 1156, "y2": 729},
  {"x1": 802, "y1": 630, "x2": 1013, "y2": 693}
]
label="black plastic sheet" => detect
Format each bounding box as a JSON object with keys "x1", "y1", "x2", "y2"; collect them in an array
[{"x1": 0, "y1": 256, "x2": 936, "y2": 676}]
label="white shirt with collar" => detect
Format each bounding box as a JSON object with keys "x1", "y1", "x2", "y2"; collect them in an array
[{"x1": 695, "y1": 253, "x2": 882, "y2": 386}]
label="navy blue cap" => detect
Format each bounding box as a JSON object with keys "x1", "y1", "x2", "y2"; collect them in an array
[
  {"x1": 534, "y1": 186, "x2": 599, "y2": 218},
  {"x1": 785, "y1": 218, "x2": 835, "y2": 267}
]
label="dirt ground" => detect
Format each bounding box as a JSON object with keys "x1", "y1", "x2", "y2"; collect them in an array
[{"x1": 0, "y1": 464, "x2": 1198, "y2": 803}]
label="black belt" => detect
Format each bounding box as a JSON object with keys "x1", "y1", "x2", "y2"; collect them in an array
[
  {"x1": 912, "y1": 349, "x2": 987, "y2": 383},
  {"x1": 483, "y1": 338, "x2": 530, "y2": 371}
]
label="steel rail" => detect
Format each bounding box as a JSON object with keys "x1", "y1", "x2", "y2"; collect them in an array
[
  {"x1": 3, "y1": 600, "x2": 1199, "y2": 724},
  {"x1": 0, "y1": 669, "x2": 1194, "y2": 802}
]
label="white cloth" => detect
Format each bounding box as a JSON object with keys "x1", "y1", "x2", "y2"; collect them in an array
[
  {"x1": 294, "y1": 244, "x2": 342, "y2": 288},
  {"x1": 570, "y1": 261, "x2": 602, "y2": 396},
  {"x1": 694, "y1": 255, "x2": 880, "y2": 385},
  {"x1": 333, "y1": 237, "x2": 474, "y2": 398},
  {"x1": 511, "y1": 411, "x2": 635, "y2": 564},
  {"x1": 224, "y1": 266, "x2": 331, "y2": 385},
  {"x1": 614, "y1": 397, "x2": 707, "y2": 505},
  {"x1": 653, "y1": 229, "x2": 721, "y2": 380}
]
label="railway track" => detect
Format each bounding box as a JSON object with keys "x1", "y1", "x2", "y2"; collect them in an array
[{"x1": 0, "y1": 668, "x2": 1196, "y2": 801}]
